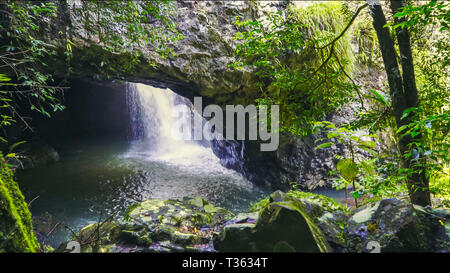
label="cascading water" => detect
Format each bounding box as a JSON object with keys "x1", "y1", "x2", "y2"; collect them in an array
[
  {"x1": 125, "y1": 83, "x2": 229, "y2": 174},
  {"x1": 121, "y1": 82, "x2": 269, "y2": 208}
]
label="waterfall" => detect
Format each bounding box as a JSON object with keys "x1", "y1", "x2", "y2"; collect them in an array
[{"x1": 125, "y1": 83, "x2": 227, "y2": 173}]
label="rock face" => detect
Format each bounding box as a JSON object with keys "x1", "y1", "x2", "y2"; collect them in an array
[
  {"x1": 50, "y1": 1, "x2": 288, "y2": 105},
  {"x1": 35, "y1": 1, "x2": 370, "y2": 191},
  {"x1": 225, "y1": 134, "x2": 341, "y2": 190}
]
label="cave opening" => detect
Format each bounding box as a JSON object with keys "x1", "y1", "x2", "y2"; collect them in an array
[{"x1": 14, "y1": 79, "x2": 270, "y2": 248}]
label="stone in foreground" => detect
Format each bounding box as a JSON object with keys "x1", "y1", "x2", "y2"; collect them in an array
[
  {"x1": 57, "y1": 197, "x2": 234, "y2": 253},
  {"x1": 214, "y1": 192, "x2": 333, "y2": 252}
]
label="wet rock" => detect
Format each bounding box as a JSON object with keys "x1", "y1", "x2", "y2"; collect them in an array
[
  {"x1": 62, "y1": 197, "x2": 234, "y2": 253},
  {"x1": 13, "y1": 143, "x2": 60, "y2": 170},
  {"x1": 213, "y1": 223, "x2": 257, "y2": 252},
  {"x1": 126, "y1": 197, "x2": 234, "y2": 228},
  {"x1": 32, "y1": 212, "x2": 62, "y2": 242},
  {"x1": 346, "y1": 199, "x2": 450, "y2": 252}
]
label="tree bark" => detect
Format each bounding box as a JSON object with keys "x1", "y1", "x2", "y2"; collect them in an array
[
  {"x1": 369, "y1": 3, "x2": 407, "y2": 126},
  {"x1": 368, "y1": 1, "x2": 431, "y2": 206},
  {"x1": 390, "y1": 0, "x2": 430, "y2": 206}
]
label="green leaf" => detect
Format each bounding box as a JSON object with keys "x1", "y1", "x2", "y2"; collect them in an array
[
  {"x1": 366, "y1": 89, "x2": 390, "y2": 106},
  {"x1": 352, "y1": 191, "x2": 361, "y2": 199},
  {"x1": 359, "y1": 146, "x2": 378, "y2": 157},
  {"x1": 314, "y1": 137, "x2": 326, "y2": 144},
  {"x1": 9, "y1": 140, "x2": 27, "y2": 152},
  {"x1": 396, "y1": 124, "x2": 409, "y2": 134},
  {"x1": 337, "y1": 158, "x2": 358, "y2": 183},
  {"x1": 0, "y1": 74, "x2": 11, "y2": 82},
  {"x1": 360, "y1": 160, "x2": 376, "y2": 176},
  {"x1": 358, "y1": 140, "x2": 376, "y2": 149},
  {"x1": 315, "y1": 142, "x2": 334, "y2": 150},
  {"x1": 401, "y1": 107, "x2": 418, "y2": 120}
]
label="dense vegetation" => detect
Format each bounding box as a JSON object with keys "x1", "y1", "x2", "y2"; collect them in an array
[
  {"x1": 232, "y1": 1, "x2": 449, "y2": 208},
  {"x1": 0, "y1": 1, "x2": 448, "y2": 252}
]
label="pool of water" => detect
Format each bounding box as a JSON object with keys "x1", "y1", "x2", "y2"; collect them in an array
[
  {"x1": 16, "y1": 139, "x2": 271, "y2": 248},
  {"x1": 15, "y1": 83, "x2": 346, "y2": 249}
]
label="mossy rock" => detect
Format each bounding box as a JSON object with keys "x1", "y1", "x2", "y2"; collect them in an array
[
  {"x1": 69, "y1": 197, "x2": 234, "y2": 252},
  {"x1": 125, "y1": 197, "x2": 233, "y2": 249},
  {"x1": 250, "y1": 190, "x2": 344, "y2": 215},
  {"x1": 273, "y1": 241, "x2": 296, "y2": 252},
  {"x1": 213, "y1": 223, "x2": 257, "y2": 252},
  {"x1": 214, "y1": 200, "x2": 332, "y2": 252},
  {"x1": 0, "y1": 159, "x2": 39, "y2": 252},
  {"x1": 127, "y1": 197, "x2": 234, "y2": 228},
  {"x1": 347, "y1": 199, "x2": 450, "y2": 252},
  {"x1": 79, "y1": 221, "x2": 121, "y2": 244},
  {"x1": 249, "y1": 190, "x2": 346, "y2": 250},
  {"x1": 157, "y1": 226, "x2": 209, "y2": 246}
]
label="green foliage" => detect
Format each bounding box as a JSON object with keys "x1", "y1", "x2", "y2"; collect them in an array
[
  {"x1": 1, "y1": 2, "x2": 67, "y2": 119},
  {"x1": 430, "y1": 164, "x2": 450, "y2": 206},
  {"x1": 399, "y1": 1, "x2": 449, "y2": 120},
  {"x1": 71, "y1": 0, "x2": 183, "y2": 77},
  {"x1": 392, "y1": 0, "x2": 449, "y2": 32},
  {"x1": 235, "y1": 1, "x2": 448, "y2": 207},
  {"x1": 389, "y1": 1, "x2": 449, "y2": 205},
  {"x1": 350, "y1": 7, "x2": 379, "y2": 67},
  {"x1": 0, "y1": 3, "x2": 67, "y2": 251},
  {"x1": 0, "y1": 62, "x2": 39, "y2": 252},
  {"x1": 315, "y1": 121, "x2": 407, "y2": 203},
  {"x1": 314, "y1": 121, "x2": 388, "y2": 206},
  {"x1": 337, "y1": 159, "x2": 358, "y2": 183},
  {"x1": 397, "y1": 108, "x2": 449, "y2": 198},
  {"x1": 232, "y1": 2, "x2": 361, "y2": 136}
]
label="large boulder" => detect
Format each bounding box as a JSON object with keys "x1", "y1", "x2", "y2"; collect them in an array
[
  {"x1": 214, "y1": 191, "x2": 335, "y2": 252},
  {"x1": 346, "y1": 198, "x2": 450, "y2": 252},
  {"x1": 250, "y1": 190, "x2": 347, "y2": 251}
]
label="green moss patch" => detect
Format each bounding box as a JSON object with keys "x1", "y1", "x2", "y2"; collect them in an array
[{"x1": 0, "y1": 159, "x2": 39, "y2": 252}]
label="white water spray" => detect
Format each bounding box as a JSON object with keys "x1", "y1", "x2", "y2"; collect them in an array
[{"x1": 125, "y1": 83, "x2": 231, "y2": 174}]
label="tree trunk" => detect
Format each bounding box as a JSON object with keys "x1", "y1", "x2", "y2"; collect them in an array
[
  {"x1": 390, "y1": 0, "x2": 430, "y2": 206},
  {"x1": 368, "y1": 1, "x2": 431, "y2": 206}
]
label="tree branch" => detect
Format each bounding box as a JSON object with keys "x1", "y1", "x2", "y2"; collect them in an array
[
  {"x1": 332, "y1": 51, "x2": 366, "y2": 110},
  {"x1": 319, "y1": 3, "x2": 369, "y2": 50}
]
